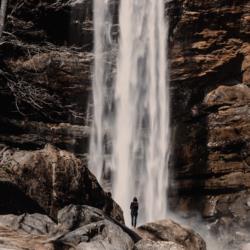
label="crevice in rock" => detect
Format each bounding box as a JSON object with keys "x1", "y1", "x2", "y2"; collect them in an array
[{"x1": 0, "y1": 181, "x2": 45, "y2": 215}]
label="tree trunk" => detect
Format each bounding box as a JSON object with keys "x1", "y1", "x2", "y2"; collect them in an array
[{"x1": 0, "y1": 0, "x2": 8, "y2": 37}]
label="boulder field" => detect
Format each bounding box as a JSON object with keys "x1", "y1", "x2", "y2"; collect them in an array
[{"x1": 0, "y1": 145, "x2": 206, "y2": 250}]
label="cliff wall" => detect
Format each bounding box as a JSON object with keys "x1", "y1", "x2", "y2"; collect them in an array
[{"x1": 169, "y1": 0, "x2": 250, "y2": 248}]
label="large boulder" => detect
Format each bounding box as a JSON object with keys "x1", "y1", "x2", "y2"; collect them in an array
[
  {"x1": 136, "y1": 219, "x2": 206, "y2": 250},
  {"x1": 0, "y1": 144, "x2": 123, "y2": 222},
  {"x1": 56, "y1": 205, "x2": 136, "y2": 250}
]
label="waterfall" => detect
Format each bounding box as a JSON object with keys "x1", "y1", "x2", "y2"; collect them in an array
[
  {"x1": 90, "y1": 0, "x2": 170, "y2": 225},
  {"x1": 89, "y1": 0, "x2": 115, "y2": 181}
]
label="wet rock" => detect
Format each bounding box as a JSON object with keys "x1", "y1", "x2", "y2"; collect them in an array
[
  {"x1": 137, "y1": 219, "x2": 206, "y2": 250},
  {"x1": 204, "y1": 190, "x2": 250, "y2": 249},
  {"x1": 0, "y1": 144, "x2": 123, "y2": 222}
]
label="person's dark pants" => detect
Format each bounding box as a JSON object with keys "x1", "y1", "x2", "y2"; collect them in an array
[{"x1": 131, "y1": 213, "x2": 138, "y2": 227}]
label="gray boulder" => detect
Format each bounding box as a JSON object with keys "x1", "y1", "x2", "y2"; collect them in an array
[
  {"x1": 0, "y1": 213, "x2": 55, "y2": 235},
  {"x1": 56, "y1": 205, "x2": 135, "y2": 249}
]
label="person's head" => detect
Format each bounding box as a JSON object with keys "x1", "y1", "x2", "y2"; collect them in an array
[{"x1": 133, "y1": 197, "x2": 137, "y2": 202}]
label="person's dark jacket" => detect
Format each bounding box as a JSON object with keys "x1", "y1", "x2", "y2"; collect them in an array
[{"x1": 130, "y1": 201, "x2": 138, "y2": 215}]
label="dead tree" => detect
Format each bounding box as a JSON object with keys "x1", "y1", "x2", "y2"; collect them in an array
[{"x1": 0, "y1": 0, "x2": 8, "y2": 37}]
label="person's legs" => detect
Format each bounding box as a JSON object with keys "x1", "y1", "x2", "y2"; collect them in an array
[
  {"x1": 133, "y1": 215, "x2": 136, "y2": 227},
  {"x1": 131, "y1": 214, "x2": 134, "y2": 227},
  {"x1": 134, "y1": 213, "x2": 137, "y2": 227}
]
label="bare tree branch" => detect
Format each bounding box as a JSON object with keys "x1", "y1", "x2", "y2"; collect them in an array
[{"x1": 0, "y1": 68, "x2": 86, "y2": 122}]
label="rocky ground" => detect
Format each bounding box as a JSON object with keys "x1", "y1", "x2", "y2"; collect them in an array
[
  {"x1": 0, "y1": 143, "x2": 206, "y2": 250},
  {"x1": 0, "y1": 204, "x2": 206, "y2": 250},
  {"x1": 0, "y1": 0, "x2": 249, "y2": 249}
]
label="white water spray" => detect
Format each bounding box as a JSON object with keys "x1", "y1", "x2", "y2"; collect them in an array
[{"x1": 90, "y1": 0, "x2": 170, "y2": 224}]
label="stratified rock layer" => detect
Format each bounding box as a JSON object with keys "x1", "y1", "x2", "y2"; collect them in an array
[
  {"x1": 169, "y1": 0, "x2": 250, "y2": 249},
  {"x1": 0, "y1": 0, "x2": 93, "y2": 156}
]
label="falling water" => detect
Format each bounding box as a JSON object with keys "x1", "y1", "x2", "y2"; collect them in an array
[
  {"x1": 90, "y1": 0, "x2": 170, "y2": 224},
  {"x1": 89, "y1": 0, "x2": 115, "y2": 181}
]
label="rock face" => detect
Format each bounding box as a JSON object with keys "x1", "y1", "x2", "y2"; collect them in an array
[
  {"x1": 0, "y1": 0, "x2": 93, "y2": 156},
  {"x1": 0, "y1": 144, "x2": 123, "y2": 222},
  {"x1": 168, "y1": 0, "x2": 250, "y2": 248},
  {"x1": 136, "y1": 219, "x2": 206, "y2": 250}
]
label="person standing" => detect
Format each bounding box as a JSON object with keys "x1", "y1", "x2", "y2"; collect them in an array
[{"x1": 130, "y1": 197, "x2": 139, "y2": 227}]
